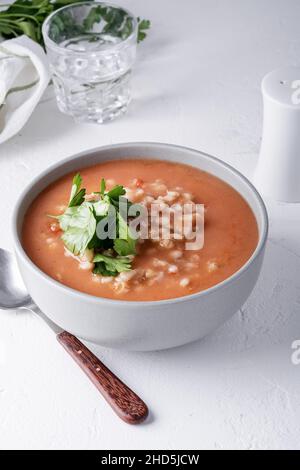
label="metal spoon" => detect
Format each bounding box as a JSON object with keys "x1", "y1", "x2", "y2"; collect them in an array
[{"x1": 0, "y1": 248, "x2": 148, "y2": 424}]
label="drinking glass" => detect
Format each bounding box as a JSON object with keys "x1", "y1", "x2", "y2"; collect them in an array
[{"x1": 42, "y1": 1, "x2": 138, "y2": 123}]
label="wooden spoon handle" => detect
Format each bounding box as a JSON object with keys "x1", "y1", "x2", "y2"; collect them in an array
[{"x1": 57, "y1": 331, "x2": 148, "y2": 424}]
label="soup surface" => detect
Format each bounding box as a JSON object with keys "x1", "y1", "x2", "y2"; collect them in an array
[{"x1": 22, "y1": 159, "x2": 258, "y2": 301}]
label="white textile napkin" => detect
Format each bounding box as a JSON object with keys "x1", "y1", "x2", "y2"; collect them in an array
[{"x1": 0, "y1": 35, "x2": 51, "y2": 144}]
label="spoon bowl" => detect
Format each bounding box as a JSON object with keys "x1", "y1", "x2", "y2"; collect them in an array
[{"x1": 0, "y1": 248, "x2": 31, "y2": 309}]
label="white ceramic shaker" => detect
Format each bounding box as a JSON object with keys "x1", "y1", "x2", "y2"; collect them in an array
[{"x1": 254, "y1": 66, "x2": 300, "y2": 202}]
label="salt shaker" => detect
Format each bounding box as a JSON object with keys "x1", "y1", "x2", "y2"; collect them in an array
[{"x1": 254, "y1": 66, "x2": 300, "y2": 202}]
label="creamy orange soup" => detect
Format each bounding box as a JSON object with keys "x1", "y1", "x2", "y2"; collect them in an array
[{"x1": 22, "y1": 159, "x2": 258, "y2": 301}]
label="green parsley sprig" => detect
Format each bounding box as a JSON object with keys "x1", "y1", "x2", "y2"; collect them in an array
[{"x1": 50, "y1": 173, "x2": 138, "y2": 277}]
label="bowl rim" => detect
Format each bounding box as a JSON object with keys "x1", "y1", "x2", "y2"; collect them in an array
[{"x1": 12, "y1": 142, "x2": 269, "y2": 307}]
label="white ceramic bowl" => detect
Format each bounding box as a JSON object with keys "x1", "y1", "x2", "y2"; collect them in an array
[{"x1": 12, "y1": 143, "x2": 268, "y2": 351}]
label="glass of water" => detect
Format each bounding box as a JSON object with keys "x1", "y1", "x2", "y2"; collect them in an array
[{"x1": 42, "y1": 1, "x2": 138, "y2": 123}]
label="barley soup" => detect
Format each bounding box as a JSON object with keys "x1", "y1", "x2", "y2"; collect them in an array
[{"x1": 22, "y1": 159, "x2": 258, "y2": 301}]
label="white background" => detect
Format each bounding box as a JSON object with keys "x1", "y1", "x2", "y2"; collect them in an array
[{"x1": 0, "y1": 0, "x2": 300, "y2": 450}]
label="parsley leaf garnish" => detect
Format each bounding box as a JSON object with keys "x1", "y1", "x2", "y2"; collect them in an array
[
  {"x1": 93, "y1": 262, "x2": 117, "y2": 277},
  {"x1": 68, "y1": 173, "x2": 86, "y2": 207},
  {"x1": 100, "y1": 178, "x2": 106, "y2": 195},
  {"x1": 93, "y1": 253, "x2": 132, "y2": 276},
  {"x1": 49, "y1": 173, "x2": 139, "y2": 275},
  {"x1": 114, "y1": 212, "x2": 136, "y2": 256},
  {"x1": 61, "y1": 202, "x2": 96, "y2": 255},
  {"x1": 107, "y1": 185, "x2": 126, "y2": 200}
]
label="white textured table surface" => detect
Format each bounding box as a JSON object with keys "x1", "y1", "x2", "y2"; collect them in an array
[{"x1": 1, "y1": 0, "x2": 300, "y2": 450}]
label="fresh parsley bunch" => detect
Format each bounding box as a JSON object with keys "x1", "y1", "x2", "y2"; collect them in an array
[
  {"x1": 0, "y1": 1, "x2": 150, "y2": 47},
  {"x1": 52, "y1": 173, "x2": 138, "y2": 277}
]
